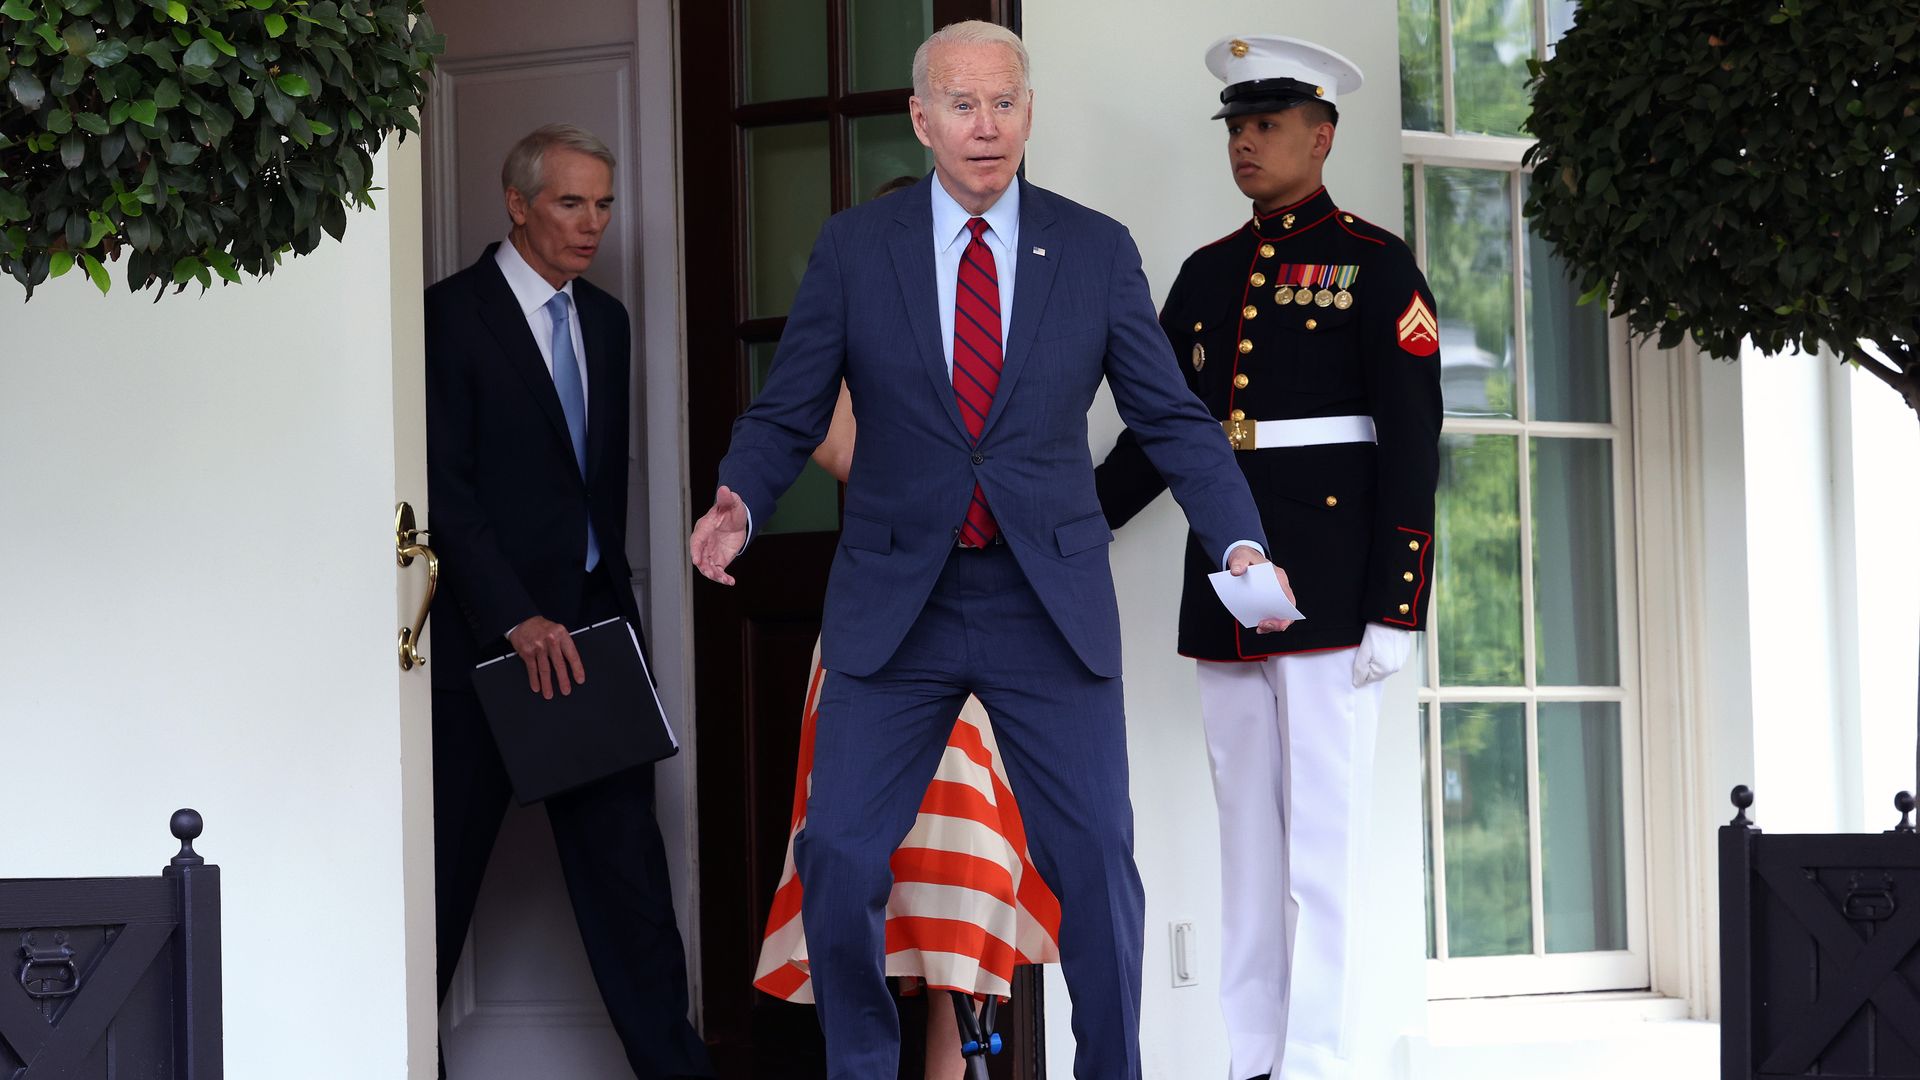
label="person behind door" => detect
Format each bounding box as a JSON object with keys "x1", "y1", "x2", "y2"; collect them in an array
[
  {"x1": 689, "y1": 20, "x2": 1295, "y2": 1080},
  {"x1": 424, "y1": 123, "x2": 712, "y2": 1080},
  {"x1": 1094, "y1": 36, "x2": 1443, "y2": 1080}
]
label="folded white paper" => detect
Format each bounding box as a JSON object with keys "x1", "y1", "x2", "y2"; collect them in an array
[{"x1": 1207, "y1": 567, "x2": 1307, "y2": 628}]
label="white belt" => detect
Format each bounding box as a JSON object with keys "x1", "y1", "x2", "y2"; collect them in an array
[{"x1": 1223, "y1": 414, "x2": 1377, "y2": 451}]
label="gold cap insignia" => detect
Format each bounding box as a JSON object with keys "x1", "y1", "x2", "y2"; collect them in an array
[
  {"x1": 1314, "y1": 85, "x2": 1325, "y2": 97},
  {"x1": 1230, "y1": 39, "x2": 1250, "y2": 58}
]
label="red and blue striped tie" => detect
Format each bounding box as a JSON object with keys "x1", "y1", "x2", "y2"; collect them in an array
[{"x1": 953, "y1": 217, "x2": 1002, "y2": 546}]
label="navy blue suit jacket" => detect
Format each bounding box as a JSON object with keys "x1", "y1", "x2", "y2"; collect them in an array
[{"x1": 718, "y1": 176, "x2": 1267, "y2": 679}]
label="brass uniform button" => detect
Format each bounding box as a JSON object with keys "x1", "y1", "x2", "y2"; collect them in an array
[
  {"x1": 1343, "y1": 214, "x2": 1355, "y2": 223},
  {"x1": 1250, "y1": 272, "x2": 1267, "y2": 287},
  {"x1": 1314, "y1": 85, "x2": 1326, "y2": 97},
  {"x1": 1229, "y1": 408, "x2": 1246, "y2": 422},
  {"x1": 1404, "y1": 571, "x2": 1416, "y2": 582},
  {"x1": 1305, "y1": 318, "x2": 1318, "y2": 330},
  {"x1": 1233, "y1": 373, "x2": 1249, "y2": 389},
  {"x1": 1259, "y1": 243, "x2": 1275, "y2": 258},
  {"x1": 1324, "y1": 495, "x2": 1338, "y2": 508},
  {"x1": 1243, "y1": 304, "x2": 1259, "y2": 319},
  {"x1": 1409, "y1": 540, "x2": 1421, "y2": 551},
  {"x1": 1399, "y1": 603, "x2": 1412, "y2": 615},
  {"x1": 1238, "y1": 338, "x2": 1253, "y2": 354},
  {"x1": 1193, "y1": 321, "x2": 1204, "y2": 332}
]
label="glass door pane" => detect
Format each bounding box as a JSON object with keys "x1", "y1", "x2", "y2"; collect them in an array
[
  {"x1": 1437, "y1": 433, "x2": 1523, "y2": 686},
  {"x1": 850, "y1": 113, "x2": 930, "y2": 202},
  {"x1": 848, "y1": 0, "x2": 933, "y2": 92},
  {"x1": 1426, "y1": 167, "x2": 1516, "y2": 418},
  {"x1": 746, "y1": 122, "x2": 832, "y2": 318},
  {"x1": 1531, "y1": 437, "x2": 1619, "y2": 685},
  {"x1": 1440, "y1": 701, "x2": 1533, "y2": 956},
  {"x1": 1539, "y1": 701, "x2": 1627, "y2": 952},
  {"x1": 1525, "y1": 177, "x2": 1610, "y2": 422},
  {"x1": 743, "y1": 0, "x2": 828, "y2": 103},
  {"x1": 1451, "y1": 0, "x2": 1534, "y2": 136},
  {"x1": 1400, "y1": 0, "x2": 1444, "y2": 131}
]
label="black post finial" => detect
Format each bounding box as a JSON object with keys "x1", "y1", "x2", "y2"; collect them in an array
[
  {"x1": 1730, "y1": 785, "x2": 1754, "y2": 828},
  {"x1": 170, "y1": 808, "x2": 205, "y2": 866},
  {"x1": 1895, "y1": 792, "x2": 1916, "y2": 835}
]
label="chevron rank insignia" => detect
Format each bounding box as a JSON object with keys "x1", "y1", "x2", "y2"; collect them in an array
[{"x1": 1397, "y1": 294, "x2": 1439, "y2": 357}]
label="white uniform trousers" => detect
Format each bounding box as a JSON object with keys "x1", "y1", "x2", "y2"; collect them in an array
[{"x1": 1196, "y1": 649, "x2": 1382, "y2": 1080}]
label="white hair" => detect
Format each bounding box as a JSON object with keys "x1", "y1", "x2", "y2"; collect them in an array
[
  {"x1": 911, "y1": 20, "x2": 1031, "y2": 99},
  {"x1": 500, "y1": 123, "x2": 616, "y2": 200}
]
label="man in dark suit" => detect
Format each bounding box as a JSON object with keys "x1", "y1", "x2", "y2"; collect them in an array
[
  {"x1": 425, "y1": 123, "x2": 711, "y2": 1080},
  {"x1": 688, "y1": 23, "x2": 1295, "y2": 1080}
]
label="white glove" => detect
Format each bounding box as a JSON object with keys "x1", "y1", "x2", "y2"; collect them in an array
[{"x1": 1352, "y1": 624, "x2": 1414, "y2": 688}]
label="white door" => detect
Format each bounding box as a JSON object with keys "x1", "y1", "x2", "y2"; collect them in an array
[{"x1": 422, "y1": 2, "x2": 667, "y2": 1077}]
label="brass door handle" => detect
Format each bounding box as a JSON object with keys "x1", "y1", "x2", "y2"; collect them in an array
[{"x1": 395, "y1": 501, "x2": 438, "y2": 671}]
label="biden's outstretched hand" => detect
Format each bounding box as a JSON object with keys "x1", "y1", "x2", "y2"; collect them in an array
[
  {"x1": 690, "y1": 485, "x2": 749, "y2": 586},
  {"x1": 1227, "y1": 544, "x2": 1297, "y2": 634}
]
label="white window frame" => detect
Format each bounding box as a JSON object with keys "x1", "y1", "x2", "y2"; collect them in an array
[{"x1": 1404, "y1": 131, "x2": 1652, "y2": 1000}]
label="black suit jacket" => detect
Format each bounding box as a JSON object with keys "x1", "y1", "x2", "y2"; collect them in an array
[{"x1": 424, "y1": 244, "x2": 640, "y2": 690}]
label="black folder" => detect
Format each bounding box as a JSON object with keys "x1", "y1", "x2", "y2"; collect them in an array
[{"x1": 470, "y1": 617, "x2": 679, "y2": 805}]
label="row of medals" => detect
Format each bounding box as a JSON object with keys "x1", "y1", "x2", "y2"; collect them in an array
[{"x1": 1272, "y1": 284, "x2": 1353, "y2": 310}]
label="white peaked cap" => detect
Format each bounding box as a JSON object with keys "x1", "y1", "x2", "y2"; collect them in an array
[{"x1": 1204, "y1": 34, "x2": 1365, "y2": 116}]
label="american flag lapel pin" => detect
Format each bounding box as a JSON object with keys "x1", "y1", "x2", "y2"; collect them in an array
[{"x1": 1032, "y1": 247, "x2": 1047, "y2": 257}]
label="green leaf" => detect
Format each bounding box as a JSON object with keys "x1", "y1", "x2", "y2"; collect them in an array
[
  {"x1": 199, "y1": 28, "x2": 238, "y2": 58},
  {"x1": 130, "y1": 98, "x2": 158, "y2": 125},
  {"x1": 59, "y1": 132, "x2": 85, "y2": 169},
  {"x1": 264, "y1": 13, "x2": 286, "y2": 37},
  {"x1": 75, "y1": 111, "x2": 109, "y2": 135},
  {"x1": 45, "y1": 108, "x2": 73, "y2": 133},
  {"x1": 181, "y1": 39, "x2": 219, "y2": 70},
  {"x1": 275, "y1": 72, "x2": 311, "y2": 97},
  {"x1": 307, "y1": 119, "x2": 333, "y2": 136},
  {"x1": 166, "y1": 0, "x2": 188, "y2": 22},
  {"x1": 0, "y1": 0, "x2": 35, "y2": 19},
  {"x1": 50, "y1": 251, "x2": 74, "y2": 279},
  {"x1": 227, "y1": 83, "x2": 255, "y2": 118},
  {"x1": 170, "y1": 254, "x2": 203, "y2": 284},
  {"x1": 0, "y1": 187, "x2": 28, "y2": 223},
  {"x1": 86, "y1": 39, "x2": 130, "y2": 68},
  {"x1": 86, "y1": 211, "x2": 112, "y2": 248},
  {"x1": 80, "y1": 253, "x2": 110, "y2": 294},
  {"x1": 108, "y1": 98, "x2": 132, "y2": 125},
  {"x1": 8, "y1": 68, "x2": 48, "y2": 111}
]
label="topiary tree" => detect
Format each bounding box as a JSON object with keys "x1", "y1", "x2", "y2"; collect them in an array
[
  {"x1": 1527, "y1": 0, "x2": 1920, "y2": 803},
  {"x1": 1, "y1": 0, "x2": 441, "y2": 298},
  {"x1": 1524, "y1": 0, "x2": 1920, "y2": 419}
]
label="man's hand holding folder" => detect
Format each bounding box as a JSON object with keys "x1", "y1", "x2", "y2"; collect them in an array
[
  {"x1": 473, "y1": 618, "x2": 680, "y2": 804},
  {"x1": 507, "y1": 614, "x2": 588, "y2": 699}
]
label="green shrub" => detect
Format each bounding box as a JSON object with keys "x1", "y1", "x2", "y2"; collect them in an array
[
  {"x1": 1524, "y1": 0, "x2": 1919, "y2": 414},
  {"x1": 1, "y1": 0, "x2": 441, "y2": 298}
]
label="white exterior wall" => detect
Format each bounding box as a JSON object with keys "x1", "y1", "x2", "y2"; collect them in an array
[
  {"x1": 1020, "y1": 3, "x2": 1425, "y2": 1075},
  {"x1": 0, "y1": 144, "x2": 435, "y2": 1077}
]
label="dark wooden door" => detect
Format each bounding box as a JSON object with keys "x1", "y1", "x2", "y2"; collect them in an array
[{"x1": 678, "y1": 2, "x2": 1039, "y2": 1077}]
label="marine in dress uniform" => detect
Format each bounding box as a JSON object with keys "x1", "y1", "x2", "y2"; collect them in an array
[{"x1": 1095, "y1": 35, "x2": 1442, "y2": 1080}]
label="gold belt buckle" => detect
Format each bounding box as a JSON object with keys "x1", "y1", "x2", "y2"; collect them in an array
[{"x1": 1224, "y1": 417, "x2": 1257, "y2": 451}]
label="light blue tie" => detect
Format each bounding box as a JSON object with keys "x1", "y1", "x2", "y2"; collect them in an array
[{"x1": 546, "y1": 293, "x2": 600, "y2": 571}]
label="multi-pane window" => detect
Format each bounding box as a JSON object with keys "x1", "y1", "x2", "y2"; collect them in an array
[
  {"x1": 1401, "y1": 0, "x2": 1647, "y2": 998},
  {"x1": 735, "y1": 0, "x2": 942, "y2": 533}
]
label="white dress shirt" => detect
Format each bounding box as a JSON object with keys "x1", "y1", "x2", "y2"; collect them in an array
[
  {"x1": 495, "y1": 238, "x2": 589, "y2": 412},
  {"x1": 932, "y1": 176, "x2": 1019, "y2": 376},
  {"x1": 495, "y1": 238, "x2": 593, "y2": 639}
]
